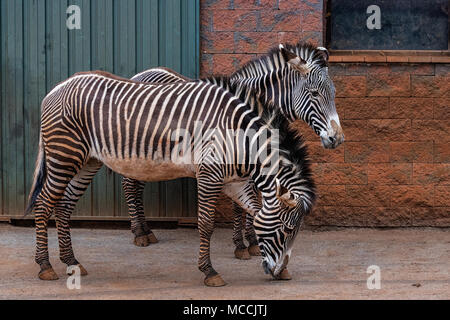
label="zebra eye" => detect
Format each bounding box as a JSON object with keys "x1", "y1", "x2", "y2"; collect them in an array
[{"x1": 310, "y1": 90, "x2": 319, "y2": 97}]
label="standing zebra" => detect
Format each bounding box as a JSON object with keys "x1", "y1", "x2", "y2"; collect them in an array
[
  {"x1": 124, "y1": 42, "x2": 344, "y2": 257},
  {"x1": 26, "y1": 70, "x2": 315, "y2": 286},
  {"x1": 25, "y1": 42, "x2": 344, "y2": 276}
]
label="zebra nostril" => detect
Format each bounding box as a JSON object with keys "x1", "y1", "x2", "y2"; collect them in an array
[{"x1": 329, "y1": 136, "x2": 336, "y2": 144}]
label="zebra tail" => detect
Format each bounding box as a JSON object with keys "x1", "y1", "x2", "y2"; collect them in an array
[{"x1": 24, "y1": 135, "x2": 46, "y2": 216}]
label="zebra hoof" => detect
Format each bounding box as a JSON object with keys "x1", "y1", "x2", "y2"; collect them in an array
[
  {"x1": 38, "y1": 267, "x2": 59, "y2": 281},
  {"x1": 147, "y1": 233, "x2": 159, "y2": 244},
  {"x1": 204, "y1": 274, "x2": 227, "y2": 287},
  {"x1": 234, "y1": 248, "x2": 251, "y2": 260},
  {"x1": 248, "y1": 245, "x2": 261, "y2": 256},
  {"x1": 274, "y1": 268, "x2": 292, "y2": 281},
  {"x1": 134, "y1": 235, "x2": 151, "y2": 247},
  {"x1": 67, "y1": 264, "x2": 88, "y2": 276}
]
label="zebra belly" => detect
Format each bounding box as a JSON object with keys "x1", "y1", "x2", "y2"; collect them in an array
[{"x1": 100, "y1": 157, "x2": 196, "y2": 182}]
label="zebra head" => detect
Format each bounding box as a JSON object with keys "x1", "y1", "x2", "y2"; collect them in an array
[
  {"x1": 254, "y1": 177, "x2": 310, "y2": 278},
  {"x1": 278, "y1": 43, "x2": 344, "y2": 149},
  {"x1": 231, "y1": 42, "x2": 344, "y2": 149},
  {"x1": 252, "y1": 122, "x2": 315, "y2": 278}
]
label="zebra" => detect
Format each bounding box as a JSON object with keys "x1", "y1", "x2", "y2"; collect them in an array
[
  {"x1": 124, "y1": 42, "x2": 344, "y2": 258},
  {"x1": 25, "y1": 42, "x2": 343, "y2": 276},
  {"x1": 26, "y1": 70, "x2": 315, "y2": 286}
]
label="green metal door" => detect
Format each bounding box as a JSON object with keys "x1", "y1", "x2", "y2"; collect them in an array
[{"x1": 0, "y1": 0, "x2": 199, "y2": 218}]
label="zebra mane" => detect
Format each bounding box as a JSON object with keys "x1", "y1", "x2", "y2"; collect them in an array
[
  {"x1": 231, "y1": 41, "x2": 327, "y2": 79},
  {"x1": 198, "y1": 75, "x2": 266, "y2": 113},
  {"x1": 202, "y1": 75, "x2": 313, "y2": 187},
  {"x1": 262, "y1": 108, "x2": 316, "y2": 212}
]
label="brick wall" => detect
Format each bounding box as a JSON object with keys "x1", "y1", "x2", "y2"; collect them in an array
[{"x1": 200, "y1": 0, "x2": 450, "y2": 227}]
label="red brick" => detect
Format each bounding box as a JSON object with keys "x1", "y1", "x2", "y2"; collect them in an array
[
  {"x1": 412, "y1": 76, "x2": 450, "y2": 97},
  {"x1": 258, "y1": 10, "x2": 302, "y2": 32},
  {"x1": 387, "y1": 56, "x2": 408, "y2": 63},
  {"x1": 434, "y1": 143, "x2": 450, "y2": 163},
  {"x1": 390, "y1": 142, "x2": 433, "y2": 163},
  {"x1": 312, "y1": 163, "x2": 367, "y2": 185},
  {"x1": 409, "y1": 56, "x2": 432, "y2": 63},
  {"x1": 233, "y1": 0, "x2": 277, "y2": 9},
  {"x1": 344, "y1": 142, "x2": 390, "y2": 163},
  {"x1": 306, "y1": 206, "x2": 413, "y2": 227},
  {"x1": 277, "y1": 31, "x2": 304, "y2": 45},
  {"x1": 304, "y1": 206, "x2": 336, "y2": 226},
  {"x1": 367, "y1": 119, "x2": 412, "y2": 142},
  {"x1": 334, "y1": 98, "x2": 346, "y2": 119},
  {"x1": 434, "y1": 97, "x2": 450, "y2": 119},
  {"x1": 278, "y1": 0, "x2": 320, "y2": 10},
  {"x1": 307, "y1": 141, "x2": 345, "y2": 163},
  {"x1": 315, "y1": 184, "x2": 346, "y2": 206},
  {"x1": 336, "y1": 55, "x2": 364, "y2": 63},
  {"x1": 213, "y1": 10, "x2": 258, "y2": 31},
  {"x1": 435, "y1": 64, "x2": 450, "y2": 76},
  {"x1": 333, "y1": 64, "x2": 369, "y2": 76},
  {"x1": 390, "y1": 185, "x2": 434, "y2": 207},
  {"x1": 201, "y1": 0, "x2": 233, "y2": 9},
  {"x1": 329, "y1": 56, "x2": 343, "y2": 63},
  {"x1": 434, "y1": 186, "x2": 450, "y2": 206},
  {"x1": 299, "y1": 31, "x2": 322, "y2": 46},
  {"x1": 364, "y1": 55, "x2": 386, "y2": 63},
  {"x1": 412, "y1": 120, "x2": 450, "y2": 142},
  {"x1": 411, "y1": 207, "x2": 450, "y2": 227},
  {"x1": 340, "y1": 120, "x2": 367, "y2": 141},
  {"x1": 290, "y1": 120, "x2": 317, "y2": 141},
  {"x1": 200, "y1": 54, "x2": 213, "y2": 77},
  {"x1": 201, "y1": 32, "x2": 234, "y2": 53},
  {"x1": 233, "y1": 32, "x2": 278, "y2": 53},
  {"x1": 331, "y1": 207, "x2": 411, "y2": 227},
  {"x1": 345, "y1": 185, "x2": 391, "y2": 207},
  {"x1": 390, "y1": 97, "x2": 434, "y2": 119},
  {"x1": 413, "y1": 164, "x2": 450, "y2": 185},
  {"x1": 342, "y1": 97, "x2": 389, "y2": 120},
  {"x1": 201, "y1": 9, "x2": 214, "y2": 32},
  {"x1": 390, "y1": 64, "x2": 434, "y2": 76},
  {"x1": 368, "y1": 163, "x2": 412, "y2": 185},
  {"x1": 332, "y1": 76, "x2": 367, "y2": 97},
  {"x1": 300, "y1": 11, "x2": 322, "y2": 32},
  {"x1": 367, "y1": 74, "x2": 410, "y2": 97},
  {"x1": 211, "y1": 53, "x2": 256, "y2": 74}
]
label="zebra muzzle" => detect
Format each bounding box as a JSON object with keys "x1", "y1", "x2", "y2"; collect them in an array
[{"x1": 262, "y1": 260, "x2": 273, "y2": 275}]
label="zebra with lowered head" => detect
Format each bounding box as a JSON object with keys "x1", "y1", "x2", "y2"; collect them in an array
[
  {"x1": 123, "y1": 42, "x2": 344, "y2": 257},
  {"x1": 26, "y1": 70, "x2": 315, "y2": 286}
]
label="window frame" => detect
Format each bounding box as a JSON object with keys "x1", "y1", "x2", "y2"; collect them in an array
[{"x1": 323, "y1": 0, "x2": 450, "y2": 63}]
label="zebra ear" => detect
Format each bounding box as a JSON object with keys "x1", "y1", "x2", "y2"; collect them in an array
[
  {"x1": 316, "y1": 46, "x2": 329, "y2": 62},
  {"x1": 275, "y1": 179, "x2": 297, "y2": 208},
  {"x1": 279, "y1": 44, "x2": 310, "y2": 75}
]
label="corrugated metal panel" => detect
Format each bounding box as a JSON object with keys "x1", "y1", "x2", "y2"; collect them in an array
[{"x1": 0, "y1": 0, "x2": 200, "y2": 218}]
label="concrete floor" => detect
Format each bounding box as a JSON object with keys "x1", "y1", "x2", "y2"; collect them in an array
[{"x1": 0, "y1": 224, "x2": 449, "y2": 299}]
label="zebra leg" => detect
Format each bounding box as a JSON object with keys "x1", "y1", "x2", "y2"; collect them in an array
[
  {"x1": 34, "y1": 195, "x2": 58, "y2": 280},
  {"x1": 223, "y1": 181, "x2": 261, "y2": 260},
  {"x1": 232, "y1": 202, "x2": 250, "y2": 260},
  {"x1": 35, "y1": 161, "x2": 84, "y2": 280},
  {"x1": 122, "y1": 178, "x2": 158, "y2": 247},
  {"x1": 196, "y1": 171, "x2": 226, "y2": 287},
  {"x1": 244, "y1": 213, "x2": 261, "y2": 256},
  {"x1": 54, "y1": 159, "x2": 102, "y2": 276}
]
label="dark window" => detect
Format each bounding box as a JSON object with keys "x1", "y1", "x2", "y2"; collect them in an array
[{"x1": 327, "y1": 0, "x2": 449, "y2": 50}]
